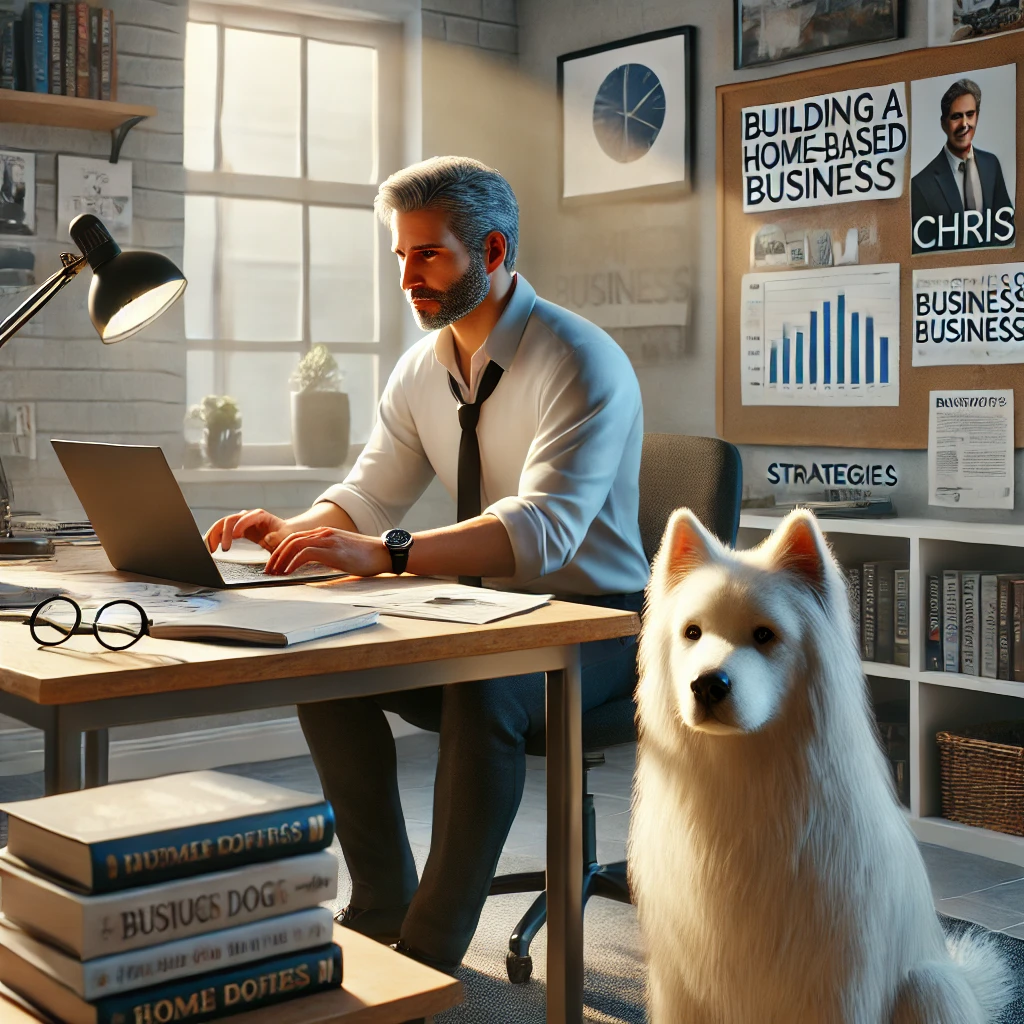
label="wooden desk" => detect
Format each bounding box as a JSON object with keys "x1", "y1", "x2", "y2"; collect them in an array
[
  {"x1": 0, "y1": 924, "x2": 462, "y2": 1023},
  {"x1": 0, "y1": 550, "x2": 641, "y2": 1024}
]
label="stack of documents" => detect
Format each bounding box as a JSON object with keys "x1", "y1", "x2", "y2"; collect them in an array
[{"x1": 11, "y1": 515, "x2": 98, "y2": 545}]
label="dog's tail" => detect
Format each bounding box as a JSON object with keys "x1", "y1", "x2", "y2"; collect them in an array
[{"x1": 946, "y1": 926, "x2": 1016, "y2": 1020}]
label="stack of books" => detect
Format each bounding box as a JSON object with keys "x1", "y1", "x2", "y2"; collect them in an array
[
  {"x1": 0, "y1": 771, "x2": 342, "y2": 1023},
  {"x1": 11, "y1": 515, "x2": 98, "y2": 545}
]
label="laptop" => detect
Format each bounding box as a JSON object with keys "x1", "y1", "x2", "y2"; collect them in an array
[{"x1": 51, "y1": 440, "x2": 349, "y2": 589}]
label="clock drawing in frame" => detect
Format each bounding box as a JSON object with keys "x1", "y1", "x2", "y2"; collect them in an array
[{"x1": 558, "y1": 26, "x2": 694, "y2": 202}]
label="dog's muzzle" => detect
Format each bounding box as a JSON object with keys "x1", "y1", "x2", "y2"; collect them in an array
[{"x1": 690, "y1": 670, "x2": 731, "y2": 707}]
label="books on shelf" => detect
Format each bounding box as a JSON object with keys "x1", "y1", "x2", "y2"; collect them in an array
[
  {"x1": 853, "y1": 560, "x2": 909, "y2": 666},
  {"x1": 0, "y1": 770, "x2": 342, "y2": 1023}
]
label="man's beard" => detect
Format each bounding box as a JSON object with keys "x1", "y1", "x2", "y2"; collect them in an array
[{"x1": 408, "y1": 254, "x2": 490, "y2": 331}]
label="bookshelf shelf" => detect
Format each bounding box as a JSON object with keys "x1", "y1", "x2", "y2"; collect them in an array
[
  {"x1": 0, "y1": 91, "x2": 155, "y2": 161},
  {"x1": 740, "y1": 512, "x2": 1024, "y2": 868}
]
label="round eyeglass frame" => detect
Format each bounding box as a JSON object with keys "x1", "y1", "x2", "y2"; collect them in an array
[{"x1": 29, "y1": 596, "x2": 150, "y2": 651}]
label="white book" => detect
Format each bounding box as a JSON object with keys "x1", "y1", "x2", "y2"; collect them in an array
[
  {"x1": 0, "y1": 907, "x2": 333, "y2": 1001},
  {"x1": 981, "y1": 573, "x2": 999, "y2": 679},
  {"x1": 0, "y1": 848, "x2": 337, "y2": 959}
]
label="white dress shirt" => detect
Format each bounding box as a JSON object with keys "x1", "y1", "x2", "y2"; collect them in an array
[
  {"x1": 945, "y1": 145, "x2": 983, "y2": 212},
  {"x1": 316, "y1": 275, "x2": 650, "y2": 597}
]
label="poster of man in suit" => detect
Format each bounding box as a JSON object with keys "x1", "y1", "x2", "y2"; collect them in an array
[{"x1": 910, "y1": 64, "x2": 1016, "y2": 254}]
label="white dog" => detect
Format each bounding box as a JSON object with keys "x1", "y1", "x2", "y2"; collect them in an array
[{"x1": 629, "y1": 508, "x2": 1012, "y2": 1024}]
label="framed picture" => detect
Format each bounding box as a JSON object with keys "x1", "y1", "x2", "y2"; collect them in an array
[
  {"x1": 0, "y1": 150, "x2": 35, "y2": 236},
  {"x1": 557, "y1": 26, "x2": 694, "y2": 203},
  {"x1": 57, "y1": 155, "x2": 133, "y2": 243},
  {"x1": 735, "y1": 0, "x2": 902, "y2": 70}
]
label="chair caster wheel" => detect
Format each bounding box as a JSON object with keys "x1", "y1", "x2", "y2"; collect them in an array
[{"x1": 506, "y1": 951, "x2": 533, "y2": 984}]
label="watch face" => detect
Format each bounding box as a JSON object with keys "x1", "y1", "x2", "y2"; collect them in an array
[
  {"x1": 592, "y1": 63, "x2": 666, "y2": 164},
  {"x1": 384, "y1": 528, "x2": 412, "y2": 549}
]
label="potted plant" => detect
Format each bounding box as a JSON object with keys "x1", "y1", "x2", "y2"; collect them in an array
[
  {"x1": 182, "y1": 404, "x2": 206, "y2": 469},
  {"x1": 290, "y1": 345, "x2": 349, "y2": 468},
  {"x1": 201, "y1": 395, "x2": 242, "y2": 469}
]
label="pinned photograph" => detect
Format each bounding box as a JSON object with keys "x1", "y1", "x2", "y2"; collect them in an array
[
  {"x1": 910, "y1": 64, "x2": 1015, "y2": 255},
  {"x1": 0, "y1": 151, "x2": 35, "y2": 236},
  {"x1": 57, "y1": 155, "x2": 132, "y2": 242},
  {"x1": 928, "y1": 0, "x2": 1024, "y2": 46}
]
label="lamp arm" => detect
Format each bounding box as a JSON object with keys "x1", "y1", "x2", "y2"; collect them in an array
[{"x1": 0, "y1": 253, "x2": 88, "y2": 351}]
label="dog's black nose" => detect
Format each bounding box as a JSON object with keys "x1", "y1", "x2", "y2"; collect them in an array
[{"x1": 691, "y1": 670, "x2": 731, "y2": 706}]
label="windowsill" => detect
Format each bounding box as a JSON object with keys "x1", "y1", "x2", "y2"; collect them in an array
[{"x1": 174, "y1": 465, "x2": 351, "y2": 484}]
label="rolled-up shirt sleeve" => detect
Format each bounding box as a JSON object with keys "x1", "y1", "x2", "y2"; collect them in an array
[
  {"x1": 315, "y1": 358, "x2": 436, "y2": 536},
  {"x1": 484, "y1": 339, "x2": 641, "y2": 585}
]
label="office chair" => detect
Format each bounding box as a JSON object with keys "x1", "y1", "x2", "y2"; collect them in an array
[{"x1": 488, "y1": 432, "x2": 743, "y2": 983}]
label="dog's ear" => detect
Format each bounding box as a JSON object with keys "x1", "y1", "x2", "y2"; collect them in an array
[
  {"x1": 655, "y1": 508, "x2": 718, "y2": 584},
  {"x1": 765, "y1": 509, "x2": 829, "y2": 593}
]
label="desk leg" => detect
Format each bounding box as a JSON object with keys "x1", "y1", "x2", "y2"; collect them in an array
[
  {"x1": 545, "y1": 650, "x2": 583, "y2": 1024},
  {"x1": 85, "y1": 730, "x2": 110, "y2": 788},
  {"x1": 55, "y1": 725, "x2": 84, "y2": 794}
]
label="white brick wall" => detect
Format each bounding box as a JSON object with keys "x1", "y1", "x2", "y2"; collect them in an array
[
  {"x1": 2, "y1": 0, "x2": 187, "y2": 518},
  {"x1": 422, "y1": 0, "x2": 517, "y2": 55}
]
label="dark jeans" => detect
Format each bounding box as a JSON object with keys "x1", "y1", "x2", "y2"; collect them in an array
[{"x1": 296, "y1": 590, "x2": 643, "y2": 967}]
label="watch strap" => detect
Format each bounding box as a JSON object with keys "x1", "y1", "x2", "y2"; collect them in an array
[{"x1": 389, "y1": 546, "x2": 410, "y2": 574}]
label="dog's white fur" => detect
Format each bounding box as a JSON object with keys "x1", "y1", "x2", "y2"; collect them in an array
[{"x1": 629, "y1": 509, "x2": 1013, "y2": 1024}]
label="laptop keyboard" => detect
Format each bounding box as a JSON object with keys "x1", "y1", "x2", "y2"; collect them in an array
[{"x1": 216, "y1": 560, "x2": 343, "y2": 583}]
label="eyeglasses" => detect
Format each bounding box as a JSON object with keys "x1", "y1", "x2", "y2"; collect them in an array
[{"x1": 29, "y1": 596, "x2": 152, "y2": 651}]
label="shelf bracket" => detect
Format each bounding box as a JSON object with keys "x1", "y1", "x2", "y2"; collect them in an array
[{"x1": 110, "y1": 115, "x2": 147, "y2": 164}]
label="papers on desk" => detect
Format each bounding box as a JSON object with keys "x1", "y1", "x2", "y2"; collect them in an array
[{"x1": 342, "y1": 583, "x2": 552, "y2": 624}]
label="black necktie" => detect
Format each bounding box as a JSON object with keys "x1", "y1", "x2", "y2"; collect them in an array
[{"x1": 448, "y1": 359, "x2": 504, "y2": 587}]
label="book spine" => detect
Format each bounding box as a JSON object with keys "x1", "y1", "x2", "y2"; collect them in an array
[
  {"x1": 942, "y1": 570, "x2": 959, "y2": 673},
  {"x1": 87, "y1": 800, "x2": 334, "y2": 893},
  {"x1": 861, "y1": 563, "x2": 876, "y2": 662},
  {"x1": 845, "y1": 565, "x2": 861, "y2": 649},
  {"x1": 99, "y1": 6, "x2": 111, "y2": 100},
  {"x1": 875, "y1": 565, "x2": 896, "y2": 664},
  {"x1": 0, "y1": 17, "x2": 16, "y2": 89},
  {"x1": 74, "y1": 1, "x2": 88, "y2": 97},
  {"x1": 894, "y1": 568, "x2": 910, "y2": 667},
  {"x1": 960, "y1": 572, "x2": 980, "y2": 676},
  {"x1": 77, "y1": 849, "x2": 338, "y2": 957},
  {"x1": 998, "y1": 577, "x2": 1013, "y2": 680},
  {"x1": 62, "y1": 0, "x2": 75, "y2": 96},
  {"x1": 24, "y1": 4, "x2": 48, "y2": 93},
  {"x1": 80, "y1": 907, "x2": 334, "y2": 1000},
  {"x1": 981, "y1": 574, "x2": 999, "y2": 679},
  {"x1": 926, "y1": 574, "x2": 942, "y2": 670},
  {"x1": 47, "y1": 3, "x2": 61, "y2": 94},
  {"x1": 96, "y1": 943, "x2": 342, "y2": 1024},
  {"x1": 1014, "y1": 581, "x2": 1024, "y2": 682},
  {"x1": 87, "y1": 4, "x2": 98, "y2": 98}
]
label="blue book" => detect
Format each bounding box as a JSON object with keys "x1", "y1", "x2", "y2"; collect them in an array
[
  {"x1": 23, "y1": 3, "x2": 48, "y2": 93},
  {"x1": 0, "y1": 941, "x2": 343, "y2": 1024},
  {"x1": 0, "y1": 770, "x2": 335, "y2": 894}
]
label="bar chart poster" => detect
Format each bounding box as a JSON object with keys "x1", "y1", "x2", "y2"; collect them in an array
[{"x1": 740, "y1": 264, "x2": 900, "y2": 407}]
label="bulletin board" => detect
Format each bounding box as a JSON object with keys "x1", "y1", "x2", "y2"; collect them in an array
[{"x1": 716, "y1": 36, "x2": 1024, "y2": 449}]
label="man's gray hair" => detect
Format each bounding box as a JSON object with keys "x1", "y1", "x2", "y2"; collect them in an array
[
  {"x1": 374, "y1": 156, "x2": 519, "y2": 271},
  {"x1": 940, "y1": 78, "x2": 982, "y2": 121}
]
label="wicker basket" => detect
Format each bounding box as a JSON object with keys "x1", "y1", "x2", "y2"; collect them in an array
[{"x1": 937, "y1": 722, "x2": 1024, "y2": 836}]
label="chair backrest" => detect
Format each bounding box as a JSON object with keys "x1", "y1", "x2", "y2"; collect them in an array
[{"x1": 638, "y1": 433, "x2": 743, "y2": 564}]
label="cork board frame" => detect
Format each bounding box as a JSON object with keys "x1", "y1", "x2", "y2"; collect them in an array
[{"x1": 716, "y1": 37, "x2": 1024, "y2": 449}]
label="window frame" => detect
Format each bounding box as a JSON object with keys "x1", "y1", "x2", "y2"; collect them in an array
[{"x1": 184, "y1": 2, "x2": 404, "y2": 462}]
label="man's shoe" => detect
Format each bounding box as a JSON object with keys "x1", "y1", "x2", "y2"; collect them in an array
[
  {"x1": 334, "y1": 903, "x2": 408, "y2": 945},
  {"x1": 389, "y1": 939, "x2": 459, "y2": 975}
]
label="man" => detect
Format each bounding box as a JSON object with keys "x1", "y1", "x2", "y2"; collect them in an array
[
  {"x1": 205, "y1": 156, "x2": 649, "y2": 973},
  {"x1": 910, "y1": 77, "x2": 1015, "y2": 253}
]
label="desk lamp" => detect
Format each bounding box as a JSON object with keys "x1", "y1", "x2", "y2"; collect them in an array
[{"x1": 0, "y1": 213, "x2": 187, "y2": 550}]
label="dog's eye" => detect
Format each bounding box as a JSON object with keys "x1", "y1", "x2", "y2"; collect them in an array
[
  {"x1": 684, "y1": 624, "x2": 701, "y2": 641},
  {"x1": 753, "y1": 626, "x2": 775, "y2": 645}
]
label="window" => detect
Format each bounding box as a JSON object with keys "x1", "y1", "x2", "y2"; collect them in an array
[{"x1": 182, "y1": 4, "x2": 403, "y2": 460}]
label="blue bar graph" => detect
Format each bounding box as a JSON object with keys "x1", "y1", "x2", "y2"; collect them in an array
[
  {"x1": 782, "y1": 330, "x2": 790, "y2": 385},
  {"x1": 769, "y1": 343, "x2": 778, "y2": 384},
  {"x1": 851, "y1": 312, "x2": 860, "y2": 385},
  {"x1": 796, "y1": 331, "x2": 804, "y2": 385},
  {"x1": 866, "y1": 316, "x2": 874, "y2": 384},
  {"x1": 880, "y1": 336, "x2": 889, "y2": 383},
  {"x1": 810, "y1": 311, "x2": 817, "y2": 384},
  {"x1": 823, "y1": 302, "x2": 832, "y2": 385},
  {"x1": 837, "y1": 293, "x2": 845, "y2": 385}
]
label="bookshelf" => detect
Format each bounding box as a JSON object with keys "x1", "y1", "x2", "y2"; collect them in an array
[
  {"x1": 0, "y1": 91, "x2": 155, "y2": 161},
  {"x1": 740, "y1": 512, "x2": 1024, "y2": 868}
]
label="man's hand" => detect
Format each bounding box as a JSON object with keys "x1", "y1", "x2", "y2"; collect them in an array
[
  {"x1": 264, "y1": 528, "x2": 390, "y2": 577},
  {"x1": 205, "y1": 509, "x2": 293, "y2": 554}
]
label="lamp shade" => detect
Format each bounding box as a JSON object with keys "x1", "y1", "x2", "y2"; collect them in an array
[{"x1": 69, "y1": 214, "x2": 187, "y2": 344}]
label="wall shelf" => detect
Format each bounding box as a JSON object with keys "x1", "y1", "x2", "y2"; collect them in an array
[
  {"x1": 0, "y1": 91, "x2": 156, "y2": 162},
  {"x1": 740, "y1": 512, "x2": 1024, "y2": 868}
]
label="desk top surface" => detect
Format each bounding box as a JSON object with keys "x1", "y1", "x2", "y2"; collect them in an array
[
  {"x1": 0, "y1": 548, "x2": 641, "y2": 706},
  {"x1": 0, "y1": 923, "x2": 462, "y2": 1024}
]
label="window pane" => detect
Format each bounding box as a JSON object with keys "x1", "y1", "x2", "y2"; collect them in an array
[
  {"x1": 331, "y1": 353, "x2": 377, "y2": 445},
  {"x1": 221, "y1": 29, "x2": 300, "y2": 177},
  {"x1": 309, "y1": 206, "x2": 376, "y2": 344},
  {"x1": 226, "y1": 351, "x2": 300, "y2": 445},
  {"x1": 186, "y1": 349, "x2": 215, "y2": 409},
  {"x1": 307, "y1": 41, "x2": 376, "y2": 183},
  {"x1": 183, "y1": 195, "x2": 216, "y2": 340},
  {"x1": 219, "y1": 198, "x2": 302, "y2": 342},
  {"x1": 183, "y1": 22, "x2": 217, "y2": 171}
]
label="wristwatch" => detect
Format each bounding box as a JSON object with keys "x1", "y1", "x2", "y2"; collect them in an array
[{"x1": 382, "y1": 528, "x2": 414, "y2": 574}]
